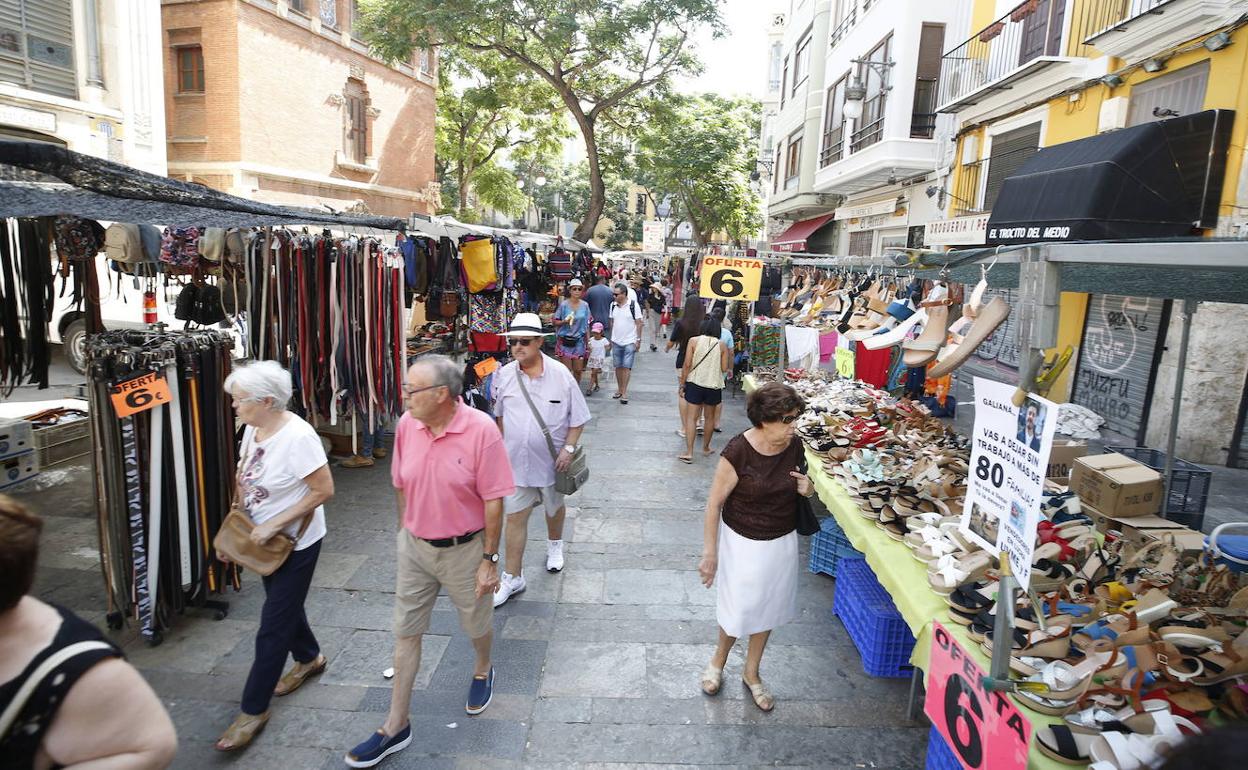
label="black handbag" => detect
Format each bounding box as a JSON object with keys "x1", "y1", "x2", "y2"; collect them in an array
[{"x1": 795, "y1": 450, "x2": 820, "y2": 536}]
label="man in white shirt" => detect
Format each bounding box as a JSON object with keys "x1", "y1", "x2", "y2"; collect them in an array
[
  {"x1": 491, "y1": 314, "x2": 591, "y2": 606},
  {"x1": 608, "y1": 282, "x2": 643, "y2": 404}
]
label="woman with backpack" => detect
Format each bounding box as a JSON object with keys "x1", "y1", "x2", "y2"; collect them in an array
[{"x1": 677, "y1": 318, "x2": 730, "y2": 463}]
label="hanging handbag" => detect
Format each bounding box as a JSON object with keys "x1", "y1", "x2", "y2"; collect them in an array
[
  {"x1": 515, "y1": 374, "x2": 589, "y2": 495},
  {"x1": 794, "y1": 449, "x2": 820, "y2": 536},
  {"x1": 440, "y1": 289, "x2": 460, "y2": 319},
  {"x1": 212, "y1": 435, "x2": 313, "y2": 576}
]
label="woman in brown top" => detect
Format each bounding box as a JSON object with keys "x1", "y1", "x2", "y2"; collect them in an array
[{"x1": 697, "y1": 383, "x2": 813, "y2": 712}]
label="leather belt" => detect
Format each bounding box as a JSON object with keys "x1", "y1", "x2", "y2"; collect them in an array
[{"x1": 420, "y1": 529, "x2": 482, "y2": 548}]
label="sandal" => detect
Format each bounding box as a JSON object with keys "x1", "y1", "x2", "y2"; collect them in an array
[
  {"x1": 701, "y1": 663, "x2": 723, "y2": 696},
  {"x1": 742, "y1": 677, "x2": 775, "y2": 712},
  {"x1": 214, "y1": 710, "x2": 271, "y2": 751},
  {"x1": 274, "y1": 654, "x2": 327, "y2": 697}
]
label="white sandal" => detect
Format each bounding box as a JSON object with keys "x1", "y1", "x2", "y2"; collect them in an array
[{"x1": 700, "y1": 664, "x2": 723, "y2": 696}]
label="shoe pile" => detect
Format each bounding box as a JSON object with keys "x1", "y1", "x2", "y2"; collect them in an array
[{"x1": 940, "y1": 510, "x2": 1248, "y2": 768}]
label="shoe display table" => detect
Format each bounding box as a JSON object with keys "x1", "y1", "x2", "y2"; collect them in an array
[{"x1": 744, "y1": 374, "x2": 1073, "y2": 770}]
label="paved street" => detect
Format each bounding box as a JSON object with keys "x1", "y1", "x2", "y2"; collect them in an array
[{"x1": 28, "y1": 347, "x2": 926, "y2": 768}]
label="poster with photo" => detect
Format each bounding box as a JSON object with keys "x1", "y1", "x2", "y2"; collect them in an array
[{"x1": 960, "y1": 378, "x2": 1057, "y2": 590}]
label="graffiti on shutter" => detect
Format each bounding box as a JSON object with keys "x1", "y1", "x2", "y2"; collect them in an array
[{"x1": 1071, "y1": 294, "x2": 1168, "y2": 443}]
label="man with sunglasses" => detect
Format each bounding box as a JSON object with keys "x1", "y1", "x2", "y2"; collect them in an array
[
  {"x1": 608, "y1": 282, "x2": 644, "y2": 404},
  {"x1": 347, "y1": 356, "x2": 514, "y2": 768},
  {"x1": 490, "y1": 313, "x2": 591, "y2": 607}
]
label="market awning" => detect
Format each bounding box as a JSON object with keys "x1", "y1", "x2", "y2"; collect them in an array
[
  {"x1": 986, "y1": 109, "x2": 1233, "y2": 245},
  {"x1": 770, "y1": 213, "x2": 836, "y2": 252},
  {"x1": 0, "y1": 140, "x2": 406, "y2": 230}
]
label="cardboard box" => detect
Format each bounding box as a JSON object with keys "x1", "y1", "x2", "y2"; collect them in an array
[
  {"x1": 1102, "y1": 514, "x2": 1188, "y2": 549},
  {"x1": 1071, "y1": 453, "x2": 1163, "y2": 518},
  {"x1": 1046, "y1": 440, "x2": 1088, "y2": 482}
]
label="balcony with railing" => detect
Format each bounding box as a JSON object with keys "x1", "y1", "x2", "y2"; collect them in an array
[
  {"x1": 937, "y1": 0, "x2": 1105, "y2": 113},
  {"x1": 1081, "y1": 0, "x2": 1240, "y2": 61}
]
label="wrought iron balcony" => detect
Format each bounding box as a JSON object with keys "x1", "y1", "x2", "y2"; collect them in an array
[{"x1": 937, "y1": 0, "x2": 1103, "y2": 112}]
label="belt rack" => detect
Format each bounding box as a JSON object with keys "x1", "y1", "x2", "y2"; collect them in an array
[{"x1": 87, "y1": 327, "x2": 236, "y2": 646}]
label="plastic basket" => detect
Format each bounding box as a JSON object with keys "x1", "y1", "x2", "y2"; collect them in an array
[
  {"x1": 1104, "y1": 445, "x2": 1211, "y2": 525},
  {"x1": 926, "y1": 727, "x2": 961, "y2": 770},
  {"x1": 833, "y1": 558, "x2": 915, "y2": 678},
  {"x1": 808, "y1": 516, "x2": 862, "y2": 577}
]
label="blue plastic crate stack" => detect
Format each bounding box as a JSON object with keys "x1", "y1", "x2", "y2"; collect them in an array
[
  {"x1": 808, "y1": 515, "x2": 862, "y2": 577},
  {"x1": 925, "y1": 727, "x2": 961, "y2": 770},
  {"x1": 832, "y1": 558, "x2": 915, "y2": 678}
]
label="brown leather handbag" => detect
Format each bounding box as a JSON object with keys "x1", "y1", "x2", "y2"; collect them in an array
[
  {"x1": 440, "y1": 289, "x2": 460, "y2": 319},
  {"x1": 212, "y1": 439, "x2": 312, "y2": 576}
]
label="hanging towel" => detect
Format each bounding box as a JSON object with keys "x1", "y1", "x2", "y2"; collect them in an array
[
  {"x1": 785, "y1": 326, "x2": 820, "y2": 366},
  {"x1": 818, "y1": 331, "x2": 838, "y2": 363}
]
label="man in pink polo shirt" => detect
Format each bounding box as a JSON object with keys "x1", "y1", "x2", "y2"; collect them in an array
[{"x1": 346, "y1": 356, "x2": 514, "y2": 769}]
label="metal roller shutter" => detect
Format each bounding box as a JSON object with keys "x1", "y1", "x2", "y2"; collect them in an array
[
  {"x1": 983, "y1": 123, "x2": 1041, "y2": 211},
  {"x1": 1070, "y1": 294, "x2": 1169, "y2": 443}
]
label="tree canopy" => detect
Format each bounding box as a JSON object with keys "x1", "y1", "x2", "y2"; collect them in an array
[{"x1": 357, "y1": 0, "x2": 722, "y2": 240}]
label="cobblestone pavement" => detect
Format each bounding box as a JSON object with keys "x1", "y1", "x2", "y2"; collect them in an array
[{"x1": 27, "y1": 347, "x2": 927, "y2": 768}]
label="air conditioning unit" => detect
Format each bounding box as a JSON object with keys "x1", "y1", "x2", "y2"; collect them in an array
[{"x1": 1099, "y1": 96, "x2": 1129, "y2": 133}]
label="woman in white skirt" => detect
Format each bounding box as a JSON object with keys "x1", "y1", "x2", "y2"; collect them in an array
[{"x1": 698, "y1": 382, "x2": 813, "y2": 711}]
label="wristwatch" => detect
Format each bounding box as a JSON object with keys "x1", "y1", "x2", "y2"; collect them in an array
[
  {"x1": 563, "y1": 444, "x2": 577, "y2": 453},
  {"x1": 483, "y1": 552, "x2": 499, "y2": 563}
]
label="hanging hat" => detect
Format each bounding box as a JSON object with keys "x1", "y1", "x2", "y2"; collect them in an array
[
  {"x1": 503, "y1": 312, "x2": 545, "y2": 337},
  {"x1": 568, "y1": 278, "x2": 584, "y2": 287}
]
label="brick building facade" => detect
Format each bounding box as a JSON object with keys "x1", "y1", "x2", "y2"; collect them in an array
[{"x1": 161, "y1": 0, "x2": 437, "y2": 219}]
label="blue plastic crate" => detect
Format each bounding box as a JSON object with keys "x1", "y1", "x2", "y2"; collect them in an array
[
  {"x1": 833, "y1": 558, "x2": 915, "y2": 678},
  {"x1": 926, "y1": 727, "x2": 961, "y2": 770},
  {"x1": 808, "y1": 516, "x2": 862, "y2": 577}
]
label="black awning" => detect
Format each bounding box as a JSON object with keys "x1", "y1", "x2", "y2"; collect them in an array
[{"x1": 986, "y1": 109, "x2": 1233, "y2": 245}]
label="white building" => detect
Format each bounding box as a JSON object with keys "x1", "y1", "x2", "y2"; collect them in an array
[
  {"x1": 0, "y1": 0, "x2": 166, "y2": 173},
  {"x1": 808, "y1": 0, "x2": 971, "y2": 256}
]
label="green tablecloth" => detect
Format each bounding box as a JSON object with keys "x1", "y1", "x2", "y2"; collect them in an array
[{"x1": 744, "y1": 375, "x2": 1072, "y2": 770}]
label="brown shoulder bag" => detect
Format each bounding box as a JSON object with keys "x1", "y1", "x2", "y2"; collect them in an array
[{"x1": 212, "y1": 433, "x2": 312, "y2": 576}]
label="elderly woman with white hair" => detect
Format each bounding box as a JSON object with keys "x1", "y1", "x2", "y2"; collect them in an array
[{"x1": 214, "y1": 360, "x2": 335, "y2": 752}]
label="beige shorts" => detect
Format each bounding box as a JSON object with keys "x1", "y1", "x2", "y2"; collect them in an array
[
  {"x1": 504, "y1": 485, "x2": 565, "y2": 517},
  {"x1": 394, "y1": 528, "x2": 493, "y2": 639}
]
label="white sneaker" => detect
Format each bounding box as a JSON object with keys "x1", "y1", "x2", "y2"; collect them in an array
[
  {"x1": 492, "y1": 572, "x2": 526, "y2": 608},
  {"x1": 546, "y1": 540, "x2": 565, "y2": 573}
]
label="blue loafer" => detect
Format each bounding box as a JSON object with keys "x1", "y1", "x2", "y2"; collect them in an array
[
  {"x1": 465, "y1": 667, "x2": 495, "y2": 715},
  {"x1": 345, "y1": 724, "x2": 411, "y2": 768}
]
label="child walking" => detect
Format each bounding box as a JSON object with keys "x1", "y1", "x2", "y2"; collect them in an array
[{"x1": 586, "y1": 323, "x2": 609, "y2": 396}]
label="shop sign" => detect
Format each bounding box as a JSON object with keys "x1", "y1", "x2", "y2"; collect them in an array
[
  {"x1": 846, "y1": 213, "x2": 900, "y2": 232},
  {"x1": 924, "y1": 214, "x2": 990, "y2": 247},
  {"x1": 642, "y1": 220, "x2": 666, "y2": 253},
  {"x1": 987, "y1": 224, "x2": 1073, "y2": 243},
  {"x1": 960, "y1": 378, "x2": 1056, "y2": 590},
  {"x1": 834, "y1": 347, "x2": 854, "y2": 379},
  {"x1": 0, "y1": 103, "x2": 57, "y2": 133},
  {"x1": 925, "y1": 622, "x2": 1031, "y2": 770},
  {"x1": 699, "y1": 256, "x2": 763, "y2": 301},
  {"x1": 110, "y1": 372, "x2": 173, "y2": 418},
  {"x1": 834, "y1": 198, "x2": 898, "y2": 220}
]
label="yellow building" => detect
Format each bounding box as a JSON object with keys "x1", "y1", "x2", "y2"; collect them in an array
[{"x1": 934, "y1": 0, "x2": 1248, "y2": 465}]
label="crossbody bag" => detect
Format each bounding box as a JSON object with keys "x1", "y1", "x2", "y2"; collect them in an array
[{"x1": 515, "y1": 375, "x2": 589, "y2": 496}]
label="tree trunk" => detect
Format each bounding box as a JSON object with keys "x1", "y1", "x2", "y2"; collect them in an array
[
  {"x1": 573, "y1": 114, "x2": 606, "y2": 243},
  {"x1": 457, "y1": 161, "x2": 468, "y2": 212}
]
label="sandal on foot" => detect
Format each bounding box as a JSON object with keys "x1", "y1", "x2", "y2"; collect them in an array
[
  {"x1": 215, "y1": 710, "x2": 271, "y2": 751},
  {"x1": 743, "y1": 678, "x2": 775, "y2": 712},
  {"x1": 701, "y1": 664, "x2": 724, "y2": 696},
  {"x1": 275, "y1": 654, "x2": 327, "y2": 697}
]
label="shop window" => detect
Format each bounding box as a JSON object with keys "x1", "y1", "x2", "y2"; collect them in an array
[
  {"x1": 982, "y1": 122, "x2": 1041, "y2": 211},
  {"x1": 176, "y1": 46, "x2": 204, "y2": 93},
  {"x1": 847, "y1": 230, "x2": 874, "y2": 256},
  {"x1": 1126, "y1": 60, "x2": 1209, "y2": 127},
  {"x1": 0, "y1": 0, "x2": 77, "y2": 100},
  {"x1": 319, "y1": 0, "x2": 338, "y2": 29},
  {"x1": 784, "y1": 131, "x2": 802, "y2": 189},
  {"x1": 288, "y1": 0, "x2": 306, "y2": 12},
  {"x1": 344, "y1": 78, "x2": 369, "y2": 164}
]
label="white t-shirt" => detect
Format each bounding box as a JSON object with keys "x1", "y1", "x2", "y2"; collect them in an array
[
  {"x1": 609, "y1": 299, "x2": 642, "y2": 345},
  {"x1": 238, "y1": 416, "x2": 328, "y2": 550},
  {"x1": 587, "y1": 337, "x2": 610, "y2": 363}
]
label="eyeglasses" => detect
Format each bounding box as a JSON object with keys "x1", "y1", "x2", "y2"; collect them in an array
[
  {"x1": 780, "y1": 413, "x2": 800, "y2": 424},
  {"x1": 570, "y1": 287, "x2": 583, "y2": 291},
  {"x1": 509, "y1": 337, "x2": 538, "y2": 347},
  {"x1": 402, "y1": 383, "x2": 445, "y2": 396}
]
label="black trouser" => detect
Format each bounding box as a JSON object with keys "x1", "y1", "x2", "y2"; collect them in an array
[{"x1": 241, "y1": 540, "x2": 322, "y2": 715}]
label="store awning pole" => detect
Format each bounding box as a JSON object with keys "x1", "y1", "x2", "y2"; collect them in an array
[{"x1": 1161, "y1": 299, "x2": 1197, "y2": 519}]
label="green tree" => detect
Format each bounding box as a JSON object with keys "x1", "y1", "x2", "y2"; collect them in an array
[
  {"x1": 357, "y1": 0, "x2": 722, "y2": 241},
  {"x1": 434, "y1": 50, "x2": 568, "y2": 220},
  {"x1": 636, "y1": 93, "x2": 763, "y2": 247},
  {"x1": 532, "y1": 162, "x2": 637, "y2": 246}
]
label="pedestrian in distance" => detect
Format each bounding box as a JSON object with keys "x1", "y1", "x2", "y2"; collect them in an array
[
  {"x1": 0, "y1": 495, "x2": 178, "y2": 768},
  {"x1": 645, "y1": 280, "x2": 667, "y2": 351},
  {"x1": 216, "y1": 360, "x2": 335, "y2": 751},
  {"x1": 554, "y1": 278, "x2": 591, "y2": 384},
  {"x1": 491, "y1": 313, "x2": 591, "y2": 607},
  {"x1": 677, "y1": 317, "x2": 731, "y2": 464},
  {"x1": 697, "y1": 383, "x2": 814, "y2": 713},
  {"x1": 586, "y1": 322, "x2": 609, "y2": 396},
  {"x1": 585, "y1": 274, "x2": 614, "y2": 330},
  {"x1": 607, "y1": 281, "x2": 643, "y2": 404},
  {"x1": 666, "y1": 296, "x2": 706, "y2": 438},
  {"x1": 346, "y1": 355, "x2": 515, "y2": 768},
  {"x1": 341, "y1": 413, "x2": 389, "y2": 468}
]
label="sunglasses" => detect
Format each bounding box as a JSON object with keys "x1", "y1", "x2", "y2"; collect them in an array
[
  {"x1": 402, "y1": 383, "x2": 445, "y2": 396},
  {"x1": 570, "y1": 287, "x2": 583, "y2": 291},
  {"x1": 509, "y1": 337, "x2": 538, "y2": 347}
]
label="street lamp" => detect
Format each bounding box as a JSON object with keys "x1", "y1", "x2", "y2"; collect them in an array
[
  {"x1": 749, "y1": 158, "x2": 776, "y2": 182},
  {"x1": 843, "y1": 57, "x2": 894, "y2": 121},
  {"x1": 535, "y1": 175, "x2": 546, "y2": 187}
]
